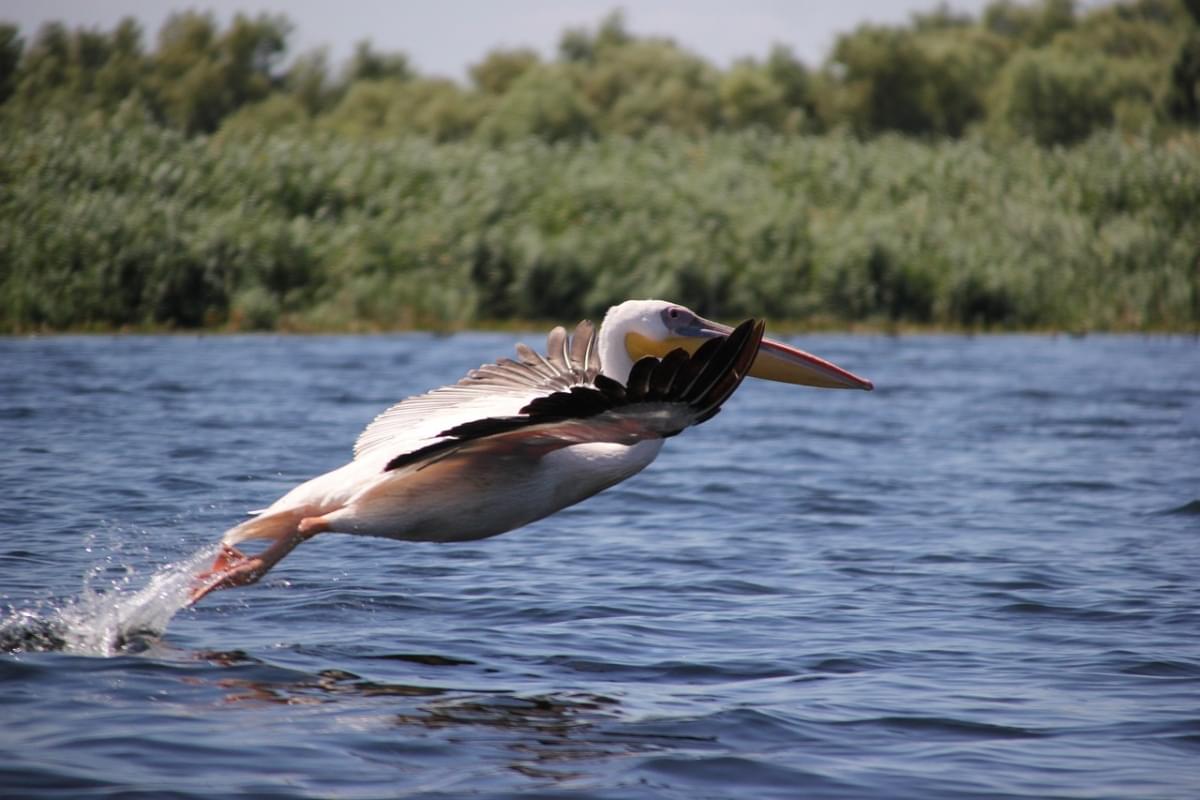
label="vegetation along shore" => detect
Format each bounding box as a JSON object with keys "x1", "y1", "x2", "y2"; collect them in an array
[{"x1": 2, "y1": 1, "x2": 1198, "y2": 333}]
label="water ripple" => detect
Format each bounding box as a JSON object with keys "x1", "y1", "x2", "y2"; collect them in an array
[{"x1": 2, "y1": 334, "x2": 1199, "y2": 798}]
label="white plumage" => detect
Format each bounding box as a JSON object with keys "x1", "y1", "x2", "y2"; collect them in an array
[{"x1": 191, "y1": 299, "x2": 871, "y2": 604}]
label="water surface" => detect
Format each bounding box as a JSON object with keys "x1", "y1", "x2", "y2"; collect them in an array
[{"x1": 2, "y1": 332, "x2": 1198, "y2": 799}]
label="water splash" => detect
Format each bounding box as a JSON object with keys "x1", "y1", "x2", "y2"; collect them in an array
[{"x1": 1, "y1": 544, "x2": 221, "y2": 656}]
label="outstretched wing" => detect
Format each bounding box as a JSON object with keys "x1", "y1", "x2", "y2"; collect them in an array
[
  {"x1": 353, "y1": 321, "x2": 600, "y2": 464},
  {"x1": 384, "y1": 319, "x2": 765, "y2": 473}
]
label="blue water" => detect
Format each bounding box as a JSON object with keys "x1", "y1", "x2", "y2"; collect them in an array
[{"x1": 1, "y1": 332, "x2": 1198, "y2": 799}]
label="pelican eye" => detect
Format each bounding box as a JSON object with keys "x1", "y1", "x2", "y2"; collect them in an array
[{"x1": 661, "y1": 306, "x2": 692, "y2": 327}]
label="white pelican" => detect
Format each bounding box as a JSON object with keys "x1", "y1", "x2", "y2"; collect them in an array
[{"x1": 191, "y1": 299, "x2": 871, "y2": 603}]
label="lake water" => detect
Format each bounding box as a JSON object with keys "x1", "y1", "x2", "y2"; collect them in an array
[{"x1": 1, "y1": 331, "x2": 1198, "y2": 799}]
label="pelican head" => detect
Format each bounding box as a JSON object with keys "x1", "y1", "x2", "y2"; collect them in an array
[{"x1": 598, "y1": 299, "x2": 873, "y2": 390}]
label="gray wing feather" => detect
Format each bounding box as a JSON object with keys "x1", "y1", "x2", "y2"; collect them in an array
[
  {"x1": 570, "y1": 320, "x2": 598, "y2": 380},
  {"x1": 353, "y1": 321, "x2": 601, "y2": 462},
  {"x1": 545, "y1": 326, "x2": 569, "y2": 373}
]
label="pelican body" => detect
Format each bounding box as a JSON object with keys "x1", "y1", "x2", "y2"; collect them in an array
[{"x1": 192, "y1": 300, "x2": 871, "y2": 603}]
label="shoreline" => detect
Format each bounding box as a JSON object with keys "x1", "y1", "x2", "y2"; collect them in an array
[{"x1": 4, "y1": 320, "x2": 1197, "y2": 337}]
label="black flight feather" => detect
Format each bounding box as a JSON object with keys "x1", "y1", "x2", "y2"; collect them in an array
[{"x1": 647, "y1": 348, "x2": 690, "y2": 400}]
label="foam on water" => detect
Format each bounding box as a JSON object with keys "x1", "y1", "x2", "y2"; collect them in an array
[{"x1": 1, "y1": 544, "x2": 221, "y2": 656}]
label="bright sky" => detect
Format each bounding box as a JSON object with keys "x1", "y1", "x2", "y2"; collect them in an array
[{"x1": 5, "y1": 0, "x2": 998, "y2": 78}]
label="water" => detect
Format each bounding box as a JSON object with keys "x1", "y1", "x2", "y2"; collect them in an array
[{"x1": 1, "y1": 332, "x2": 1198, "y2": 799}]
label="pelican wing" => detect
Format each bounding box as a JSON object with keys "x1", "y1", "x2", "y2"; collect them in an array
[
  {"x1": 384, "y1": 319, "x2": 765, "y2": 473},
  {"x1": 353, "y1": 321, "x2": 600, "y2": 463}
]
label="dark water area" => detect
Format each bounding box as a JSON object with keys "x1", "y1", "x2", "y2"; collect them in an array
[{"x1": 1, "y1": 332, "x2": 1198, "y2": 799}]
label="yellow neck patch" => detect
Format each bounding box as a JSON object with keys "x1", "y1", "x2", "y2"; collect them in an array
[{"x1": 625, "y1": 331, "x2": 705, "y2": 361}]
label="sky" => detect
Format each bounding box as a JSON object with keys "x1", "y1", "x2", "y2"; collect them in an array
[{"x1": 4, "y1": 0, "x2": 1001, "y2": 79}]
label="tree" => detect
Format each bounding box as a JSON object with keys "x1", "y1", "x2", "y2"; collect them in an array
[
  {"x1": 911, "y1": 3, "x2": 974, "y2": 31},
  {"x1": 478, "y1": 64, "x2": 595, "y2": 142},
  {"x1": 0, "y1": 24, "x2": 23, "y2": 104},
  {"x1": 14, "y1": 22, "x2": 70, "y2": 103},
  {"x1": 387, "y1": 78, "x2": 483, "y2": 141},
  {"x1": 983, "y1": 0, "x2": 1076, "y2": 46},
  {"x1": 1166, "y1": 33, "x2": 1200, "y2": 123},
  {"x1": 559, "y1": 10, "x2": 632, "y2": 63},
  {"x1": 917, "y1": 28, "x2": 1012, "y2": 136},
  {"x1": 287, "y1": 48, "x2": 336, "y2": 115},
  {"x1": 93, "y1": 19, "x2": 146, "y2": 110},
  {"x1": 990, "y1": 48, "x2": 1114, "y2": 144},
  {"x1": 824, "y1": 20, "x2": 1011, "y2": 137},
  {"x1": 580, "y1": 39, "x2": 720, "y2": 136},
  {"x1": 827, "y1": 26, "x2": 939, "y2": 135},
  {"x1": 152, "y1": 11, "x2": 289, "y2": 133},
  {"x1": 470, "y1": 48, "x2": 540, "y2": 94},
  {"x1": 345, "y1": 40, "x2": 412, "y2": 83},
  {"x1": 765, "y1": 44, "x2": 818, "y2": 131},
  {"x1": 719, "y1": 60, "x2": 786, "y2": 129}
]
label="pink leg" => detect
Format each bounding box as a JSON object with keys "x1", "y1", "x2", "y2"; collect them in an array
[
  {"x1": 190, "y1": 516, "x2": 330, "y2": 605},
  {"x1": 197, "y1": 543, "x2": 251, "y2": 579}
]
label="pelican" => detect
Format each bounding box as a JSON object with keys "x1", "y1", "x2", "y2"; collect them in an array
[{"x1": 191, "y1": 299, "x2": 872, "y2": 604}]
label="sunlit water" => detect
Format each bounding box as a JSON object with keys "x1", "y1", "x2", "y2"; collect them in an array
[{"x1": 2, "y1": 332, "x2": 1198, "y2": 799}]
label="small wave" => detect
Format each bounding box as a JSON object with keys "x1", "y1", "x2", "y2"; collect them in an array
[
  {"x1": 1119, "y1": 659, "x2": 1200, "y2": 678},
  {"x1": 694, "y1": 578, "x2": 784, "y2": 595},
  {"x1": 365, "y1": 652, "x2": 477, "y2": 667},
  {"x1": 970, "y1": 578, "x2": 1059, "y2": 591},
  {"x1": 1158, "y1": 499, "x2": 1200, "y2": 515},
  {"x1": 1024, "y1": 479, "x2": 1120, "y2": 493},
  {"x1": 0, "y1": 544, "x2": 220, "y2": 656},
  {"x1": 810, "y1": 656, "x2": 872, "y2": 674},
  {"x1": 143, "y1": 380, "x2": 190, "y2": 394},
  {"x1": 839, "y1": 715, "x2": 1045, "y2": 740},
  {"x1": 998, "y1": 388, "x2": 1061, "y2": 401},
  {"x1": 640, "y1": 754, "x2": 854, "y2": 795},
  {"x1": 542, "y1": 654, "x2": 794, "y2": 682},
  {"x1": 209, "y1": 668, "x2": 452, "y2": 703},
  {"x1": 167, "y1": 445, "x2": 217, "y2": 460},
  {"x1": 996, "y1": 600, "x2": 1149, "y2": 622}
]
